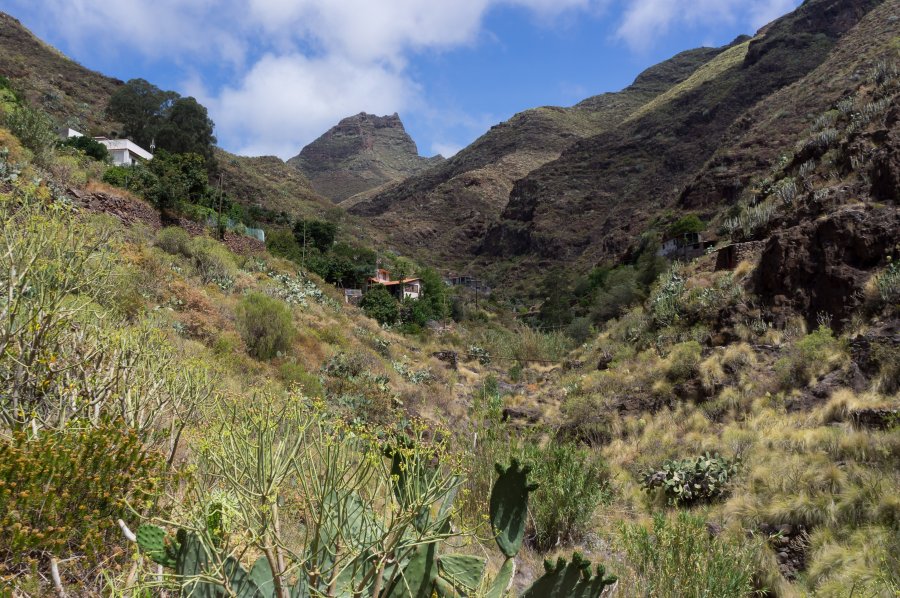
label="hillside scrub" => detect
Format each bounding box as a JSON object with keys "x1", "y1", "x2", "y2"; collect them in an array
[{"x1": 235, "y1": 292, "x2": 296, "y2": 359}]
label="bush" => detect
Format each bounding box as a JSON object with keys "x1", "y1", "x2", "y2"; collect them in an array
[
  {"x1": 278, "y1": 362, "x2": 324, "y2": 397},
  {"x1": 668, "y1": 214, "x2": 706, "y2": 237},
  {"x1": 642, "y1": 452, "x2": 739, "y2": 505},
  {"x1": 665, "y1": 340, "x2": 702, "y2": 382},
  {"x1": 360, "y1": 285, "x2": 398, "y2": 326},
  {"x1": 566, "y1": 316, "x2": 594, "y2": 344},
  {"x1": 620, "y1": 512, "x2": 757, "y2": 598},
  {"x1": 0, "y1": 421, "x2": 161, "y2": 572},
  {"x1": 523, "y1": 441, "x2": 610, "y2": 551},
  {"x1": 776, "y1": 325, "x2": 847, "y2": 388},
  {"x1": 188, "y1": 237, "x2": 237, "y2": 287},
  {"x1": 4, "y1": 105, "x2": 56, "y2": 164},
  {"x1": 155, "y1": 226, "x2": 192, "y2": 256},
  {"x1": 235, "y1": 292, "x2": 295, "y2": 359},
  {"x1": 62, "y1": 135, "x2": 109, "y2": 162}
]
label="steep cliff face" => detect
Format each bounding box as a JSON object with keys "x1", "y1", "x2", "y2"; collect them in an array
[{"x1": 287, "y1": 112, "x2": 442, "y2": 203}]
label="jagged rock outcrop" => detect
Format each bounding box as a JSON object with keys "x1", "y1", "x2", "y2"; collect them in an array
[
  {"x1": 753, "y1": 206, "x2": 899, "y2": 330},
  {"x1": 288, "y1": 112, "x2": 442, "y2": 203}
]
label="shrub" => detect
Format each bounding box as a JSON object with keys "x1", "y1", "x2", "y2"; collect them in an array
[
  {"x1": 62, "y1": 135, "x2": 109, "y2": 162},
  {"x1": 279, "y1": 362, "x2": 324, "y2": 397},
  {"x1": 235, "y1": 292, "x2": 295, "y2": 359},
  {"x1": 0, "y1": 421, "x2": 161, "y2": 573},
  {"x1": 668, "y1": 214, "x2": 706, "y2": 237},
  {"x1": 523, "y1": 441, "x2": 610, "y2": 551},
  {"x1": 566, "y1": 316, "x2": 594, "y2": 344},
  {"x1": 188, "y1": 237, "x2": 237, "y2": 287},
  {"x1": 360, "y1": 285, "x2": 398, "y2": 325},
  {"x1": 642, "y1": 452, "x2": 739, "y2": 505},
  {"x1": 776, "y1": 325, "x2": 847, "y2": 388},
  {"x1": 872, "y1": 258, "x2": 900, "y2": 306},
  {"x1": 665, "y1": 340, "x2": 702, "y2": 382},
  {"x1": 4, "y1": 105, "x2": 56, "y2": 164},
  {"x1": 620, "y1": 512, "x2": 757, "y2": 598},
  {"x1": 155, "y1": 226, "x2": 192, "y2": 256}
]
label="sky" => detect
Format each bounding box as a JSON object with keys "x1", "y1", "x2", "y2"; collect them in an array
[{"x1": 3, "y1": 0, "x2": 802, "y2": 160}]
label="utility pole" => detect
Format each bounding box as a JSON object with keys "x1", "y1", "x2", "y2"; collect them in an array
[{"x1": 216, "y1": 174, "x2": 225, "y2": 240}]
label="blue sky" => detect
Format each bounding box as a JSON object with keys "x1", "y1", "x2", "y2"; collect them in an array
[{"x1": 4, "y1": 0, "x2": 801, "y2": 159}]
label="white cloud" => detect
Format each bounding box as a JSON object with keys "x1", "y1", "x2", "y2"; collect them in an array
[
  {"x1": 204, "y1": 53, "x2": 418, "y2": 158},
  {"x1": 11, "y1": 0, "x2": 799, "y2": 157},
  {"x1": 614, "y1": 0, "x2": 801, "y2": 51}
]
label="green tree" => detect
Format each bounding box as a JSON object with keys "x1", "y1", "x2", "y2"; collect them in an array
[
  {"x1": 538, "y1": 268, "x2": 573, "y2": 329},
  {"x1": 668, "y1": 214, "x2": 707, "y2": 237},
  {"x1": 419, "y1": 267, "x2": 448, "y2": 321},
  {"x1": 155, "y1": 97, "x2": 217, "y2": 163},
  {"x1": 293, "y1": 219, "x2": 337, "y2": 254},
  {"x1": 360, "y1": 285, "x2": 398, "y2": 326},
  {"x1": 106, "y1": 78, "x2": 177, "y2": 148}
]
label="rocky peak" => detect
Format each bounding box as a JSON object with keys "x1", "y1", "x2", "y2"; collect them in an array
[{"x1": 287, "y1": 112, "x2": 442, "y2": 203}]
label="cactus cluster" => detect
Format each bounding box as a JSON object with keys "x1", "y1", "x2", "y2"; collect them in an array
[{"x1": 135, "y1": 458, "x2": 616, "y2": 597}]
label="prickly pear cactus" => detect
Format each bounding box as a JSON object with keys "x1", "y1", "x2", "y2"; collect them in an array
[
  {"x1": 489, "y1": 459, "x2": 539, "y2": 557},
  {"x1": 136, "y1": 524, "x2": 178, "y2": 568},
  {"x1": 520, "y1": 553, "x2": 617, "y2": 598}
]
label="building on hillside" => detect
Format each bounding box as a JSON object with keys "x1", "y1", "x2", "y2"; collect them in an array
[
  {"x1": 657, "y1": 232, "x2": 717, "y2": 261},
  {"x1": 59, "y1": 128, "x2": 154, "y2": 166},
  {"x1": 344, "y1": 288, "x2": 363, "y2": 305},
  {"x1": 368, "y1": 268, "x2": 422, "y2": 300},
  {"x1": 59, "y1": 127, "x2": 83, "y2": 139},
  {"x1": 93, "y1": 137, "x2": 153, "y2": 166}
]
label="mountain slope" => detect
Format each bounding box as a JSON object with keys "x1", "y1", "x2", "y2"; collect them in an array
[
  {"x1": 480, "y1": 0, "x2": 885, "y2": 273},
  {"x1": 347, "y1": 45, "x2": 728, "y2": 266},
  {"x1": 288, "y1": 112, "x2": 443, "y2": 203},
  {"x1": 0, "y1": 12, "x2": 122, "y2": 134}
]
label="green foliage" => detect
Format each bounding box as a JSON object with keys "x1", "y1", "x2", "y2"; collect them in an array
[
  {"x1": 0, "y1": 421, "x2": 161, "y2": 570},
  {"x1": 62, "y1": 135, "x2": 109, "y2": 162},
  {"x1": 4, "y1": 104, "x2": 56, "y2": 164},
  {"x1": 668, "y1": 214, "x2": 706, "y2": 237},
  {"x1": 642, "y1": 452, "x2": 739, "y2": 505},
  {"x1": 266, "y1": 228, "x2": 302, "y2": 262},
  {"x1": 235, "y1": 292, "x2": 295, "y2": 360},
  {"x1": 620, "y1": 512, "x2": 756, "y2": 598},
  {"x1": 293, "y1": 218, "x2": 337, "y2": 253},
  {"x1": 522, "y1": 441, "x2": 610, "y2": 551},
  {"x1": 521, "y1": 554, "x2": 618, "y2": 598},
  {"x1": 155, "y1": 97, "x2": 217, "y2": 163},
  {"x1": 188, "y1": 237, "x2": 237, "y2": 287},
  {"x1": 107, "y1": 79, "x2": 216, "y2": 164},
  {"x1": 566, "y1": 316, "x2": 594, "y2": 344},
  {"x1": 419, "y1": 267, "x2": 449, "y2": 322},
  {"x1": 155, "y1": 226, "x2": 192, "y2": 256},
  {"x1": 360, "y1": 284, "x2": 399, "y2": 326},
  {"x1": 278, "y1": 362, "x2": 325, "y2": 397},
  {"x1": 776, "y1": 325, "x2": 847, "y2": 388},
  {"x1": 873, "y1": 258, "x2": 900, "y2": 306},
  {"x1": 665, "y1": 340, "x2": 703, "y2": 382}
]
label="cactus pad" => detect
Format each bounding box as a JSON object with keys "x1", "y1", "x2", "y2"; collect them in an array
[
  {"x1": 521, "y1": 552, "x2": 617, "y2": 598},
  {"x1": 489, "y1": 459, "x2": 538, "y2": 557}
]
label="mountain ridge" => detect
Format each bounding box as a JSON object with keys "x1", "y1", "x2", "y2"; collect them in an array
[{"x1": 288, "y1": 111, "x2": 443, "y2": 203}]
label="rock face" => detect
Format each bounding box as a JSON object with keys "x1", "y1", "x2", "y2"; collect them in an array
[
  {"x1": 753, "y1": 206, "x2": 900, "y2": 330},
  {"x1": 288, "y1": 113, "x2": 442, "y2": 203}
]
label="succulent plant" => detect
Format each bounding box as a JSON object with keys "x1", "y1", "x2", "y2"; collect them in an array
[{"x1": 134, "y1": 458, "x2": 617, "y2": 597}]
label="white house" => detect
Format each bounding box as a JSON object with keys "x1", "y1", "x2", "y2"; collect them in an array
[
  {"x1": 59, "y1": 129, "x2": 154, "y2": 166},
  {"x1": 93, "y1": 137, "x2": 153, "y2": 166},
  {"x1": 368, "y1": 268, "x2": 422, "y2": 300}
]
